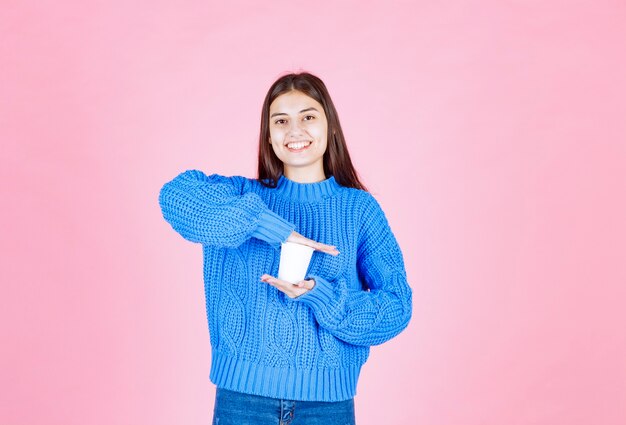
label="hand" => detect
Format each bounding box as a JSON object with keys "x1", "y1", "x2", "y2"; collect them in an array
[
  {"x1": 285, "y1": 231, "x2": 340, "y2": 256},
  {"x1": 260, "y1": 274, "x2": 316, "y2": 299}
]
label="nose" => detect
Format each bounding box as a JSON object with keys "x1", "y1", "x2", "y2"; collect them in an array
[{"x1": 288, "y1": 119, "x2": 306, "y2": 136}]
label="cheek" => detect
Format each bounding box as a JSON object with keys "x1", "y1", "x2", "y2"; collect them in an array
[
  {"x1": 269, "y1": 127, "x2": 284, "y2": 140},
  {"x1": 314, "y1": 134, "x2": 328, "y2": 149},
  {"x1": 313, "y1": 123, "x2": 328, "y2": 140}
]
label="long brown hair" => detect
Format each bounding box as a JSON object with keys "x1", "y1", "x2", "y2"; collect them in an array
[{"x1": 256, "y1": 72, "x2": 368, "y2": 192}]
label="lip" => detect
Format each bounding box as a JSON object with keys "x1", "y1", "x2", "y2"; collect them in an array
[{"x1": 285, "y1": 140, "x2": 313, "y2": 152}]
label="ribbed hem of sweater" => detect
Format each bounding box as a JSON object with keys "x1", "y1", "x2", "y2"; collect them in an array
[
  {"x1": 209, "y1": 350, "x2": 361, "y2": 402},
  {"x1": 249, "y1": 209, "x2": 296, "y2": 245},
  {"x1": 273, "y1": 174, "x2": 342, "y2": 202}
]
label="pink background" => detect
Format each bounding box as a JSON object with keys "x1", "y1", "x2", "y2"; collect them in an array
[{"x1": 2, "y1": 1, "x2": 625, "y2": 424}]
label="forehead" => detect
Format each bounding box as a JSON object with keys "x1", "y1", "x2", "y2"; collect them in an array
[{"x1": 269, "y1": 91, "x2": 324, "y2": 113}]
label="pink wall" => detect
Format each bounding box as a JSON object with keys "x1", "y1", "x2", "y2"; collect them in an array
[{"x1": 2, "y1": 1, "x2": 625, "y2": 424}]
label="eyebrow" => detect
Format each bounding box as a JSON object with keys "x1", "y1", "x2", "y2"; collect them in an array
[{"x1": 270, "y1": 107, "x2": 319, "y2": 118}]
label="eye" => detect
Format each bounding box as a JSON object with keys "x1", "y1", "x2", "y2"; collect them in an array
[
  {"x1": 274, "y1": 119, "x2": 286, "y2": 125},
  {"x1": 303, "y1": 115, "x2": 315, "y2": 121}
]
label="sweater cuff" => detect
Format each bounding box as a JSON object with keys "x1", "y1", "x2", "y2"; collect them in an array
[
  {"x1": 250, "y1": 209, "x2": 296, "y2": 245},
  {"x1": 293, "y1": 274, "x2": 336, "y2": 310}
]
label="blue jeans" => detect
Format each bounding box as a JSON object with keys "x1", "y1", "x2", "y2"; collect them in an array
[{"x1": 212, "y1": 387, "x2": 356, "y2": 425}]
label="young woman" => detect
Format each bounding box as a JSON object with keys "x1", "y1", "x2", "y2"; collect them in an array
[{"x1": 158, "y1": 72, "x2": 413, "y2": 425}]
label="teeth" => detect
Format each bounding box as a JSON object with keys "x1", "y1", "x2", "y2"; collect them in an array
[{"x1": 287, "y1": 141, "x2": 311, "y2": 149}]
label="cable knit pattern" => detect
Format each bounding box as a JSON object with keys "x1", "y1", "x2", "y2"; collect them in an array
[{"x1": 158, "y1": 169, "x2": 413, "y2": 401}]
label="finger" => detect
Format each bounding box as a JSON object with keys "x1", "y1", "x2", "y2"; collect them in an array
[
  {"x1": 260, "y1": 275, "x2": 280, "y2": 286},
  {"x1": 296, "y1": 279, "x2": 314, "y2": 290},
  {"x1": 264, "y1": 276, "x2": 289, "y2": 289},
  {"x1": 292, "y1": 236, "x2": 332, "y2": 251},
  {"x1": 317, "y1": 244, "x2": 340, "y2": 256},
  {"x1": 262, "y1": 278, "x2": 286, "y2": 294},
  {"x1": 289, "y1": 238, "x2": 340, "y2": 257},
  {"x1": 275, "y1": 277, "x2": 293, "y2": 287},
  {"x1": 318, "y1": 243, "x2": 336, "y2": 251},
  {"x1": 264, "y1": 278, "x2": 298, "y2": 297}
]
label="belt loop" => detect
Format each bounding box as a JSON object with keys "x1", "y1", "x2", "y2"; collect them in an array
[{"x1": 280, "y1": 399, "x2": 295, "y2": 424}]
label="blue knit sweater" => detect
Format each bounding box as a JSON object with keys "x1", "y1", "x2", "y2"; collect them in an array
[{"x1": 158, "y1": 169, "x2": 412, "y2": 402}]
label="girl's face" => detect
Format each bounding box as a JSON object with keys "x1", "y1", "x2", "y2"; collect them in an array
[{"x1": 268, "y1": 91, "x2": 328, "y2": 178}]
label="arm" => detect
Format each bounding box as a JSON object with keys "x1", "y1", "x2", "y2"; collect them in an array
[
  {"x1": 292, "y1": 194, "x2": 413, "y2": 346},
  {"x1": 158, "y1": 169, "x2": 296, "y2": 248}
]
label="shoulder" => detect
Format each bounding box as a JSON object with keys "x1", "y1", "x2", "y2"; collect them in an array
[
  {"x1": 340, "y1": 188, "x2": 386, "y2": 219},
  {"x1": 336, "y1": 187, "x2": 391, "y2": 236},
  {"x1": 348, "y1": 189, "x2": 398, "y2": 250}
]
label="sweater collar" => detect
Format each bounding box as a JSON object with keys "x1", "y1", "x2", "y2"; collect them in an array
[{"x1": 273, "y1": 174, "x2": 341, "y2": 202}]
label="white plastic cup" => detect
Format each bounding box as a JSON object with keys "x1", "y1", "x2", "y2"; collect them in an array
[{"x1": 277, "y1": 241, "x2": 315, "y2": 284}]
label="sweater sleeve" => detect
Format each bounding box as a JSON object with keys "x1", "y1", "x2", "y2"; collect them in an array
[
  {"x1": 291, "y1": 193, "x2": 413, "y2": 347},
  {"x1": 158, "y1": 169, "x2": 296, "y2": 248}
]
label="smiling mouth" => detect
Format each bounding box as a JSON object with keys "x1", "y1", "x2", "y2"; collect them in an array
[{"x1": 286, "y1": 140, "x2": 312, "y2": 152}]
